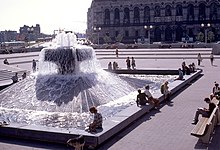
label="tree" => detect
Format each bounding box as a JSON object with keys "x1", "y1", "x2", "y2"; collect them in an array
[
  {"x1": 207, "y1": 31, "x2": 215, "y2": 42},
  {"x1": 115, "y1": 34, "x2": 123, "y2": 43},
  {"x1": 196, "y1": 32, "x2": 204, "y2": 42},
  {"x1": 103, "y1": 35, "x2": 112, "y2": 44}
]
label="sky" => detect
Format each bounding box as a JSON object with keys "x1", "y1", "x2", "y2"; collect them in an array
[{"x1": 0, "y1": 0, "x2": 93, "y2": 34}]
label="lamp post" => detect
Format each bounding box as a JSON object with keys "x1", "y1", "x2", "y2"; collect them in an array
[
  {"x1": 144, "y1": 25, "x2": 153, "y2": 44},
  {"x1": 27, "y1": 27, "x2": 34, "y2": 47},
  {"x1": 201, "y1": 23, "x2": 211, "y2": 43},
  {"x1": 94, "y1": 27, "x2": 101, "y2": 45}
]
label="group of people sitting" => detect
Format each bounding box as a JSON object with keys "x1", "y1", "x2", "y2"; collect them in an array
[
  {"x1": 191, "y1": 81, "x2": 220, "y2": 125},
  {"x1": 136, "y1": 85, "x2": 160, "y2": 109},
  {"x1": 181, "y1": 61, "x2": 196, "y2": 75},
  {"x1": 174, "y1": 62, "x2": 196, "y2": 81}
]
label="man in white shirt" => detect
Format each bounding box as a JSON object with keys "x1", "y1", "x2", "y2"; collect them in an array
[{"x1": 144, "y1": 85, "x2": 160, "y2": 109}]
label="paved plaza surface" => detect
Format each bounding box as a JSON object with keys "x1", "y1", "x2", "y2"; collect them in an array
[{"x1": 0, "y1": 48, "x2": 220, "y2": 150}]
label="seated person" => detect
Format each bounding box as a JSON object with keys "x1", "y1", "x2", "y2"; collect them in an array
[
  {"x1": 88, "y1": 106, "x2": 103, "y2": 132},
  {"x1": 174, "y1": 68, "x2": 184, "y2": 81},
  {"x1": 192, "y1": 98, "x2": 216, "y2": 125},
  {"x1": 144, "y1": 85, "x2": 160, "y2": 109},
  {"x1": 22, "y1": 72, "x2": 27, "y2": 79},
  {"x1": 184, "y1": 65, "x2": 191, "y2": 75},
  {"x1": 11, "y1": 73, "x2": 18, "y2": 83},
  {"x1": 210, "y1": 82, "x2": 220, "y2": 100},
  {"x1": 136, "y1": 89, "x2": 148, "y2": 106},
  {"x1": 3, "y1": 59, "x2": 9, "y2": 65},
  {"x1": 160, "y1": 81, "x2": 171, "y2": 101}
]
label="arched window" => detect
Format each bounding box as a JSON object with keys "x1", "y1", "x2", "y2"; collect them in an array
[
  {"x1": 176, "y1": 26, "x2": 183, "y2": 41},
  {"x1": 155, "y1": 6, "x2": 161, "y2": 17},
  {"x1": 165, "y1": 27, "x2": 173, "y2": 41},
  {"x1": 144, "y1": 6, "x2": 150, "y2": 23},
  {"x1": 199, "y1": 3, "x2": 206, "y2": 21},
  {"x1": 154, "y1": 27, "x2": 161, "y2": 42},
  {"x1": 104, "y1": 9, "x2": 110, "y2": 25},
  {"x1": 165, "y1": 5, "x2": 172, "y2": 16},
  {"x1": 134, "y1": 7, "x2": 140, "y2": 24},
  {"x1": 210, "y1": 3, "x2": 217, "y2": 20},
  {"x1": 114, "y1": 8, "x2": 120, "y2": 25},
  {"x1": 187, "y1": 4, "x2": 194, "y2": 21},
  {"x1": 123, "y1": 7, "x2": 130, "y2": 25},
  {"x1": 176, "y1": 4, "x2": 183, "y2": 16}
]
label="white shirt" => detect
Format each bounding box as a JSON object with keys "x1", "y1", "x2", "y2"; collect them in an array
[{"x1": 144, "y1": 89, "x2": 152, "y2": 98}]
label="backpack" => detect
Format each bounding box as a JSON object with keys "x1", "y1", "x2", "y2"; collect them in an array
[{"x1": 160, "y1": 84, "x2": 164, "y2": 94}]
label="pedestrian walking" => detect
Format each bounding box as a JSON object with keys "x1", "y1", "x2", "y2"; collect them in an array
[
  {"x1": 115, "y1": 48, "x2": 119, "y2": 58},
  {"x1": 108, "y1": 62, "x2": 112, "y2": 70},
  {"x1": 197, "y1": 53, "x2": 202, "y2": 66},
  {"x1": 210, "y1": 52, "x2": 214, "y2": 66},
  {"x1": 131, "y1": 57, "x2": 136, "y2": 70},
  {"x1": 126, "y1": 57, "x2": 131, "y2": 70},
  {"x1": 32, "y1": 59, "x2": 37, "y2": 72}
]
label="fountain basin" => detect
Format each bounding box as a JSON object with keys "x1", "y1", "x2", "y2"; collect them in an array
[{"x1": 0, "y1": 69, "x2": 202, "y2": 148}]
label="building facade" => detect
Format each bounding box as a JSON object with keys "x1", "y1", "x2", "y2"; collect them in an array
[{"x1": 87, "y1": 0, "x2": 220, "y2": 44}]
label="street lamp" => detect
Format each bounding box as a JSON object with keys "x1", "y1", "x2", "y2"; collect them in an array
[
  {"x1": 27, "y1": 27, "x2": 34, "y2": 46},
  {"x1": 144, "y1": 25, "x2": 153, "y2": 44},
  {"x1": 94, "y1": 27, "x2": 101, "y2": 45},
  {"x1": 201, "y1": 23, "x2": 211, "y2": 43}
]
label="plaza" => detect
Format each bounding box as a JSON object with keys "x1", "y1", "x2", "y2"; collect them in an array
[{"x1": 0, "y1": 47, "x2": 220, "y2": 149}]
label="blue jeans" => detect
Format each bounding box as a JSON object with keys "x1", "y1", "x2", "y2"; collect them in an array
[{"x1": 194, "y1": 108, "x2": 209, "y2": 122}]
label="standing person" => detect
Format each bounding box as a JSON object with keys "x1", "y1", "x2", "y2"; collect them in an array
[
  {"x1": 131, "y1": 57, "x2": 136, "y2": 70},
  {"x1": 32, "y1": 59, "x2": 37, "y2": 72},
  {"x1": 144, "y1": 85, "x2": 160, "y2": 109},
  {"x1": 113, "y1": 61, "x2": 118, "y2": 70},
  {"x1": 192, "y1": 98, "x2": 216, "y2": 125},
  {"x1": 108, "y1": 62, "x2": 112, "y2": 70},
  {"x1": 115, "y1": 48, "x2": 119, "y2": 58},
  {"x1": 136, "y1": 89, "x2": 148, "y2": 106},
  {"x1": 210, "y1": 52, "x2": 214, "y2": 66},
  {"x1": 197, "y1": 53, "x2": 202, "y2": 66},
  {"x1": 126, "y1": 57, "x2": 131, "y2": 70},
  {"x1": 160, "y1": 81, "x2": 171, "y2": 101},
  {"x1": 88, "y1": 106, "x2": 103, "y2": 132}
]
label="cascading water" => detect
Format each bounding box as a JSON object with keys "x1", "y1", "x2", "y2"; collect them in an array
[{"x1": 0, "y1": 32, "x2": 176, "y2": 129}]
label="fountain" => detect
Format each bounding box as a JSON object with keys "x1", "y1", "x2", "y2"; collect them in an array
[
  {"x1": 0, "y1": 32, "x2": 175, "y2": 130},
  {"x1": 0, "y1": 31, "x2": 203, "y2": 148}
]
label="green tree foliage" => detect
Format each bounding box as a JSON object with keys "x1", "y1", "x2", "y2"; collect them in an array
[
  {"x1": 103, "y1": 35, "x2": 112, "y2": 44},
  {"x1": 196, "y1": 32, "x2": 204, "y2": 42},
  {"x1": 207, "y1": 31, "x2": 215, "y2": 42},
  {"x1": 115, "y1": 34, "x2": 123, "y2": 43}
]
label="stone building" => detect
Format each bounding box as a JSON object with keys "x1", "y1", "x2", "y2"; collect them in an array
[{"x1": 87, "y1": 0, "x2": 220, "y2": 44}]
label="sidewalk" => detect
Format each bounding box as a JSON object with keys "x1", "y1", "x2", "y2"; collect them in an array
[{"x1": 97, "y1": 59, "x2": 220, "y2": 150}]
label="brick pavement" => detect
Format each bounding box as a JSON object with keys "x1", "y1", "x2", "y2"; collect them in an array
[{"x1": 0, "y1": 51, "x2": 220, "y2": 150}]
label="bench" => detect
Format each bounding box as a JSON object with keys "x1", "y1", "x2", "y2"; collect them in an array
[{"x1": 191, "y1": 98, "x2": 219, "y2": 143}]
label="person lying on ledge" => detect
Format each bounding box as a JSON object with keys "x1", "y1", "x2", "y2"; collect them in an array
[
  {"x1": 136, "y1": 89, "x2": 148, "y2": 106},
  {"x1": 192, "y1": 98, "x2": 216, "y2": 125},
  {"x1": 88, "y1": 106, "x2": 103, "y2": 132}
]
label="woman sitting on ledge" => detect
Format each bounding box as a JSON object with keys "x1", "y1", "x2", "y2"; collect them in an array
[{"x1": 88, "y1": 106, "x2": 103, "y2": 132}]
